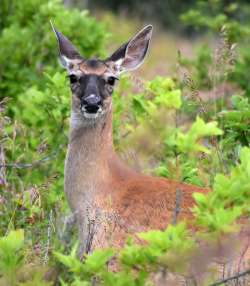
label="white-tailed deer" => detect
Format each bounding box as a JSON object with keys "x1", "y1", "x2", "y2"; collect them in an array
[{"x1": 52, "y1": 24, "x2": 207, "y2": 255}]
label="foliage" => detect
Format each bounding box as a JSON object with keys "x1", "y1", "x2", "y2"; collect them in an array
[
  {"x1": 0, "y1": 0, "x2": 249, "y2": 285},
  {"x1": 175, "y1": 117, "x2": 222, "y2": 154},
  {"x1": 1, "y1": 146, "x2": 248, "y2": 285},
  {"x1": 193, "y1": 147, "x2": 250, "y2": 233},
  {"x1": 119, "y1": 77, "x2": 223, "y2": 185},
  {"x1": 218, "y1": 95, "x2": 250, "y2": 148},
  {"x1": 0, "y1": 0, "x2": 107, "y2": 243},
  {"x1": 88, "y1": 0, "x2": 250, "y2": 33},
  {"x1": 0, "y1": 0, "x2": 107, "y2": 102},
  {"x1": 179, "y1": 0, "x2": 250, "y2": 177},
  {"x1": 53, "y1": 146, "x2": 250, "y2": 285},
  {"x1": 180, "y1": 0, "x2": 250, "y2": 96},
  {"x1": 0, "y1": 230, "x2": 24, "y2": 285}
]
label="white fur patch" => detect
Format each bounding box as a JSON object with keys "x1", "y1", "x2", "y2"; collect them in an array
[
  {"x1": 82, "y1": 112, "x2": 100, "y2": 119},
  {"x1": 81, "y1": 106, "x2": 104, "y2": 119},
  {"x1": 71, "y1": 108, "x2": 106, "y2": 129}
]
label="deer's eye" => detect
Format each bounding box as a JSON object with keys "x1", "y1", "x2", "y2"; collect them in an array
[
  {"x1": 69, "y1": 74, "x2": 78, "y2": 84},
  {"x1": 106, "y1": 76, "x2": 118, "y2": 86}
]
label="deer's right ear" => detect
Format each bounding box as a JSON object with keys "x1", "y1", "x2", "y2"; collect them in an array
[{"x1": 51, "y1": 21, "x2": 83, "y2": 69}]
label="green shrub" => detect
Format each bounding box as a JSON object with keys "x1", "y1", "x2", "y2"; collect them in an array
[
  {"x1": 0, "y1": 0, "x2": 108, "y2": 102},
  {"x1": 52, "y1": 147, "x2": 250, "y2": 285},
  {"x1": 0, "y1": 0, "x2": 107, "y2": 247},
  {"x1": 179, "y1": 0, "x2": 250, "y2": 175},
  {"x1": 0, "y1": 230, "x2": 24, "y2": 286},
  {"x1": 0, "y1": 1, "x2": 249, "y2": 284}
]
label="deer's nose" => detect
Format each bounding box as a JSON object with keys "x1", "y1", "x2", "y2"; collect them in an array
[
  {"x1": 82, "y1": 94, "x2": 102, "y2": 106},
  {"x1": 81, "y1": 94, "x2": 102, "y2": 113}
]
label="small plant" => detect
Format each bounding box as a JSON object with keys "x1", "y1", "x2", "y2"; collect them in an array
[
  {"x1": 121, "y1": 76, "x2": 223, "y2": 185},
  {"x1": 0, "y1": 0, "x2": 107, "y2": 102},
  {"x1": 0, "y1": 230, "x2": 24, "y2": 285}
]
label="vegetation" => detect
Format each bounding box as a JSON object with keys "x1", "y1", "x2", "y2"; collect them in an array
[{"x1": 0, "y1": 0, "x2": 249, "y2": 285}]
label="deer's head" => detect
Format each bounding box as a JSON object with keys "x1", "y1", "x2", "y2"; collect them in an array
[{"x1": 52, "y1": 23, "x2": 152, "y2": 127}]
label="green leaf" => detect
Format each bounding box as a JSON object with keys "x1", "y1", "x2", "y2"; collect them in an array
[{"x1": 84, "y1": 249, "x2": 114, "y2": 273}]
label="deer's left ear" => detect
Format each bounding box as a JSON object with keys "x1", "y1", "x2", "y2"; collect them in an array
[
  {"x1": 51, "y1": 21, "x2": 83, "y2": 69},
  {"x1": 107, "y1": 25, "x2": 153, "y2": 74}
]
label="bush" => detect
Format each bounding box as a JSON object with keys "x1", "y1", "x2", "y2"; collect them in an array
[
  {"x1": 179, "y1": 0, "x2": 250, "y2": 173},
  {"x1": 1, "y1": 146, "x2": 248, "y2": 285},
  {"x1": 0, "y1": 0, "x2": 108, "y2": 102},
  {"x1": 0, "y1": 0, "x2": 107, "y2": 253},
  {"x1": 0, "y1": 0, "x2": 249, "y2": 285}
]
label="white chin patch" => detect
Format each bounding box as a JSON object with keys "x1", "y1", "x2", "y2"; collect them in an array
[
  {"x1": 82, "y1": 112, "x2": 99, "y2": 119},
  {"x1": 81, "y1": 107, "x2": 103, "y2": 119}
]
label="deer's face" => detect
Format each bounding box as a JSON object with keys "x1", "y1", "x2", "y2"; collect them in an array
[
  {"x1": 67, "y1": 58, "x2": 117, "y2": 121},
  {"x1": 52, "y1": 23, "x2": 152, "y2": 126}
]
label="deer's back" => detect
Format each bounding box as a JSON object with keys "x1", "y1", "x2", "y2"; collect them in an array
[
  {"x1": 91, "y1": 156, "x2": 208, "y2": 248},
  {"x1": 113, "y1": 174, "x2": 207, "y2": 229}
]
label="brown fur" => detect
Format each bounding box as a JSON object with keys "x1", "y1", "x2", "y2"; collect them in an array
[
  {"x1": 54, "y1": 24, "x2": 208, "y2": 254},
  {"x1": 79, "y1": 60, "x2": 108, "y2": 75},
  {"x1": 65, "y1": 107, "x2": 208, "y2": 252}
]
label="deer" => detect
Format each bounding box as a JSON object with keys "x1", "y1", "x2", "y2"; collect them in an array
[{"x1": 51, "y1": 23, "x2": 208, "y2": 255}]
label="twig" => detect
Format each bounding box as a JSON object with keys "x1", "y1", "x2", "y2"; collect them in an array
[
  {"x1": 0, "y1": 145, "x2": 64, "y2": 169},
  {"x1": 43, "y1": 210, "x2": 54, "y2": 265},
  {"x1": 237, "y1": 234, "x2": 250, "y2": 275},
  {"x1": 210, "y1": 269, "x2": 250, "y2": 286},
  {"x1": 0, "y1": 145, "x2": 7, "y2": 185},
  {"x1": 85, "y1": 207, "x2": 101, "y2": 254},
  {"x1": 183, "y1": 74, "x2": 207, "y2": 116},
  {"x1": 172, "y1": 188, "x2": 182, "y2": 225}
]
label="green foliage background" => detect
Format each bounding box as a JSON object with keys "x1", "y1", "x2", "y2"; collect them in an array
[{"x1": 0, "y1": 0, "x2": 249, "y2": 285}]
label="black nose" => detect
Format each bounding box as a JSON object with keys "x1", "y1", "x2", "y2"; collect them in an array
[{"x1": 81, "y1": 94, "x2": 102, "y2": 113}]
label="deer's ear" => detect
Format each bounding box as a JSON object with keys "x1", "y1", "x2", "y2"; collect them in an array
[
  {"x1": 51, "y1": 21, "x2": 83, "y2": 69},
  {"x1": 107, "y1": 25, "x2": 153, "y2": 74}
]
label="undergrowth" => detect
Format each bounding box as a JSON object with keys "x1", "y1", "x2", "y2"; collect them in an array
[{"x1": 0, "y1": 0, "x2": 249, "y2": 285}]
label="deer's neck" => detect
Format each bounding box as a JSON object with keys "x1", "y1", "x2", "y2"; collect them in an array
[
  {"x1": 68, "y1": 111, "x2": 113, "y2": 167},
  {"x1": 64, "y1": 108, "x2": 113, "y2": 211},
  {"x1": 65, "y1": 109, "x2": 114, "y2": 207},
  {"x1": 65, "y1": 106, "x2": 137, "y2": 213}
]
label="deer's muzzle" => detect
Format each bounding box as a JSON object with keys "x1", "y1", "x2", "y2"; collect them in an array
[{"x1": 81, "y1": 94, "x2": 102, "y2": 114}]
